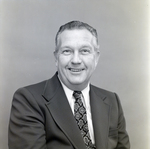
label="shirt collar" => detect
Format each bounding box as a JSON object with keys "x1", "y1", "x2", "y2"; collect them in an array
[{"x1": 58, "y1": 76, "x2": 90, "y2": 105}]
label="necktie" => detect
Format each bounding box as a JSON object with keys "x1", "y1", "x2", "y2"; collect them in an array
[{"x1": 73, "y1": 91, "x2": 96, "y2": 149}]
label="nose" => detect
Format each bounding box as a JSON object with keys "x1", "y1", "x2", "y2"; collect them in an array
[{"x1": 71, "y1": 51, "x2": 82, "y2": 64}]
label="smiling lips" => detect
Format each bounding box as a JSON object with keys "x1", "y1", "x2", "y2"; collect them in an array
[{"x1": 68, "y1": 68, "x2": 85, "y2": 72}]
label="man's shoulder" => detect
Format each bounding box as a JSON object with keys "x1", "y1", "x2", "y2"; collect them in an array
[
  {"x1": 14, "y1": 79, "x2": 48, "y2": 96},
  {"x1": 15, "y1": 73, "x2": 58, "y2": 95},
  {"x1": 90, "y1": 84, "x2": 119, "y2": 104},
  {"x1": 91, "y1": 84, "x2": 115, "y2": 95},
  {"x1": 25, "y1": 79, "x2": 48, "y2": 91}
]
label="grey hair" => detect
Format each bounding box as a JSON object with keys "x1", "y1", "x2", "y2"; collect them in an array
[{"x1": 55, "y1": 21, "x2": 99, "y2": 53}]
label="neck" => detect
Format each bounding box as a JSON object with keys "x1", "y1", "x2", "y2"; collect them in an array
[{"x1": 57, "y1": 75, "x2": 89, "y2": 91}]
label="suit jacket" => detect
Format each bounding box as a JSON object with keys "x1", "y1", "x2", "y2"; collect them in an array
[{"x1": 8, "y1": 73, "x2": 130, "y2": 149}]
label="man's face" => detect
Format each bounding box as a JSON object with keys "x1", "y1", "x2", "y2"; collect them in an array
[{"x1": 55, "y1": 29, "x2": 100, "y2": 91}]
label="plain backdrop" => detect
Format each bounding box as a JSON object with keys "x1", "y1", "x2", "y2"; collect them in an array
[{"x1": 0, "y1": 0, "x2": 149, "y2": 149}]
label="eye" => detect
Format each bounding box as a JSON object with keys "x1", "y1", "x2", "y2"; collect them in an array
[
  {"x1": 62, "y1": 49, "x2": 72, "y2": 55},
  {"x1": 80, "y1": 49, "x2": 90, "y2": 55}
]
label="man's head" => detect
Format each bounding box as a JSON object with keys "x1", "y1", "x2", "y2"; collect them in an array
[
  {"x1": 54, "y1": 21, "x2": 100, "y2": 91},
  {"x1": 55, "y1": 21, "x2": 99, "y2": 53}
]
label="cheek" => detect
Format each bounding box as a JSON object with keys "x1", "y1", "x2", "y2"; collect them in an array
[
  {"x1": 57, "y1": 56, "x2": 69, "y2": 68},
  {"x1": 90, "y1": 54, "x2": 99, "y2": 69},
  {"x1": 85, "y1": 56, "x2": 96, "y2": 67}
]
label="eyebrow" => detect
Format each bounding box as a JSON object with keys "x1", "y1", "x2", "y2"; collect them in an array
[{"x1": 61, "y1": 44, "x2": 93, "y2": 49}]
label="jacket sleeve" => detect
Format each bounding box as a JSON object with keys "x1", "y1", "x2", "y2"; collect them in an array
[
  {"x1": 8, "y1": 87, "x2": 47, "y2": 149},
  {"x1": 115, "y1": 93, "x2": 130, "y2": 149}
]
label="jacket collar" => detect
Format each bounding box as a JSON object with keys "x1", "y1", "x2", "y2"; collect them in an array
[
  {"x1": 42, "y1": 72, "x2": 108, "y2": 103},
  {"x1": 42, "y1": 72, "x2": 60, "y2": 102}
]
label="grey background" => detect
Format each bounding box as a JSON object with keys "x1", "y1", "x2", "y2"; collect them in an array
[{"x1": 0, "y1": 0, "x2": 149, "y2": 149}]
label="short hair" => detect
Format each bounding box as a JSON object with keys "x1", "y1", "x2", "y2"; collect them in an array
[{"x1": 55, "y1": 21, "x2": 99, "y2": 52}]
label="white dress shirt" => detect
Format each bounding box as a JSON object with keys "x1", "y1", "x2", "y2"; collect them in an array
[{"x1": 59, "y1": 80, "x2": 95, "y2": 144}]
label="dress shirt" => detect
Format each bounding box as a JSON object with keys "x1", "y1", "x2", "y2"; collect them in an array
[{"x1": 59, "y1": 79, "x2": 95, "y2": 144}]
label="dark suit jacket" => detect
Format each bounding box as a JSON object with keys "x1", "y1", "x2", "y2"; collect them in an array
[{"x1": 8, "y1": 73, "x2": 130, "y2": 149}]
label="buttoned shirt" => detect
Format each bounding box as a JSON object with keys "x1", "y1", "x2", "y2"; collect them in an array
[{"x1": 59, "y1": 79, "x2": 95, "y2": 144}]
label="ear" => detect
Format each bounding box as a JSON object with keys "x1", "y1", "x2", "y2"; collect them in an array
[
  {"x1": 53, "y1": 51, "x2": 58, "y2": 67},
  {"x1": 95, "y1": 46, "x2": 100, "y2": 66}
]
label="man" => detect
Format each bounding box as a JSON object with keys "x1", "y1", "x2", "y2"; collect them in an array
[{"x1": 8, "y1": 21, "x2": 130, "y2": 149}]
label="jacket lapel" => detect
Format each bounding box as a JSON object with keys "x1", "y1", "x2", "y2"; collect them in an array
[
  {"x1": 90, "y1": 85, "x2": 111, "y2": 149},
  {"x1": 42, "y1": 73, "x2": 86, "y2": 149},
  {"x1": 42, "y1": 73, "x2": 111, "y2": 149}
]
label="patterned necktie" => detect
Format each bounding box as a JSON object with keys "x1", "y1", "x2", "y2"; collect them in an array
[{"x1": 73, "y1": 91, "x2": 96, "y2": 149}]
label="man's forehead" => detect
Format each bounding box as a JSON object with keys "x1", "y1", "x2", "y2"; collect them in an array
[
  {"x1": 60, "y1": 28, "x2": 93, "y2": 36},
  {"x1": 59, "y1": 29, "x2": 95, "y2": 43}
]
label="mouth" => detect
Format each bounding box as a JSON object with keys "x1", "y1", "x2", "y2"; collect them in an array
[{"x1": 68, "y1": 68, "x2": 85, "y2": 72}]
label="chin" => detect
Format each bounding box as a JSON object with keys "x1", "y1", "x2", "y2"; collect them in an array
[
  {"x1": 70, "y1": 82, "x2": 83, "y2": 85},
  {"x1": 69, "y1": 79, "x2": 86, "y2": 85}
]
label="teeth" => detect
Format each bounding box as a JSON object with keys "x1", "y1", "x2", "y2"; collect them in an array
[{"x1": 69, "y1": 68, "x2": 83, "y2": 72}]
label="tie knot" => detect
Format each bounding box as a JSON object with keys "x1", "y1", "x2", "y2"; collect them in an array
[{"x1": 73, "y1": 91, "x2": 82, "y2": 99}]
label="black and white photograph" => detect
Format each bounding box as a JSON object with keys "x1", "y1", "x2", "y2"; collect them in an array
[{"x1": 0, "y1": 1, "x2": 149, "y2": 149}]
